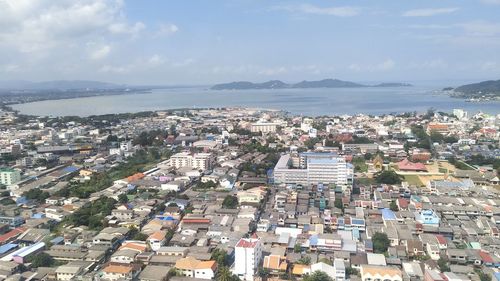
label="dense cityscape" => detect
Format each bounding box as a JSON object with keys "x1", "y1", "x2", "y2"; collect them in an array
[{"x1": 0, "y1": 106, "x2": 498, "y2": 281}]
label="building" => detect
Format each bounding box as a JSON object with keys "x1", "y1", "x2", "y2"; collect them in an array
[
  {"x1": 175, "y1": 256, "x2": 217, "y2": 280},
  {"x1": 250, "y1": 122, "x2": 279, "y2": 133},
  {"x1": 0, "y1": 168, "x2": 21, "y2": 186},
  {"x1": 360, "y1": 265, "x2": 402, "y2": 281},
  {"x1": 169, "y1": 152, "x2": 212, "y2": 170},
  {"x1": 415, "y1": 210, "x2": 440, "y2": 226},
  {"x1": 273, "y1": 153, "x2": 353, "y2": 185},
  {"x1": 233, "y1": 237, "x2": 262, "y2": 281}
]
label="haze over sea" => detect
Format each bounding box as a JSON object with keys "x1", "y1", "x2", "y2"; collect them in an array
[{"x1": 11, "y1": 85, "x2": 500, "y2": 117}]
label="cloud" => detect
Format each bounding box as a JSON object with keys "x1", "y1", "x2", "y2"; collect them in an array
[
  {"x1": 402, "y1": 7, "x2": 458, "y2": 17},
  {"x1": 409, "y1": 59, "x2": 448, "y2": 70},
  {"x1": 273, "y1": 4, "x2": 361, "y2": 17},
  {"x1": 156, "y1": 23, "x2": 179, "y2": 36},
  {"x1": 90, "y1": 45, "x2": 111, "y2": 60},
  {"x1": 480, "y1": 0, "x2": 500, "y2": 4},
  {"x1": 458, "y1": 21, "x2": 500, "y2": 36},
  {"x1": 349, "y1": 59, "x2": 395, "y2": 72},
  {"x1": 0, "y1": 0, "x2": 146, "y2": 53}
]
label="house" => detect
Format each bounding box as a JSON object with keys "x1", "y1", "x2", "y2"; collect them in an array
[
  {"x1": 138, "y1": 265, "x2": 171, "y2": 281},
  {"x1": 174, "y1": 256, "x2": 217, "y2": 280},
  {"x1": 360, "y1": 265, "x2": 402, "y2": 281},
  {"x1": 102, "y1": 264, "x2": 139, "y2": 281},
  {"x1": 110, "y1": 249, "x2": 138, "y2": 264},
  {"x1": 262, "y1": 254, "x2": 287, "y2": 275},
  {"x1": 147, "y1": 231, "x2": 167, "y2": 252}
]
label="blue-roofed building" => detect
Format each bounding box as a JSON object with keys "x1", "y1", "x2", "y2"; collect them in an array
[
  {"x1": 381, "y1": 208, "x2": 397, "y2": 221},
  {"x1": 495, "y1": 272, "x2": 500, "y2": 281},
  {"x1": 50, "y1": 236, "x2": 64, "y2": 245},
  {"x1": 0, "y1": 243, "x2": 18, "y2": 255},
  {"x1": 62, "y1": 166, "x2": 79, "y2": 173},
  {"x1": 415, "y1": 209, "x2": 440, "y2": 226}
]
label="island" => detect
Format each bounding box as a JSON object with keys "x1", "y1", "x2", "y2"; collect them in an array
[
  {"x1": 447, "y1": 79, "x2": 500, "y2": 101},
  {"x1": 211, "y1": 78, "x2": 413, "y2": 90}
]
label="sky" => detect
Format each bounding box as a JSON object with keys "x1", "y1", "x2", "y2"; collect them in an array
[{"x1": 0, "y1": 0, "x2": 500, "y2": 85}]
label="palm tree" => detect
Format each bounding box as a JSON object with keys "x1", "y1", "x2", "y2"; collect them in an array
[{"x1": 217, "y1": 266, "x2": 232, "y2": 281}]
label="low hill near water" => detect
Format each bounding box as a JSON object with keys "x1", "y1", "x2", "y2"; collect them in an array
[{"x1": 211, "y1": 79, "x2": 412, "y2": 90}]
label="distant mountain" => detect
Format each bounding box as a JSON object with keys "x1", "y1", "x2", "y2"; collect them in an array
[
  {"x1": 292, "y1": 79, "x2": 365, "y2": 88},
  {"x1": 372, "y1": 82, "x2": 412, "y2": 87},
  {"x1": 211, "y1": 80, "x2": 287, "y2": 90},
  {"x1": 0, "y1": 80, "x2": 124, "y2": 90},
  {"x1": 211, "y1": 79, "x2": 412, "y2": 90},
  {"x1": 453, "y1": 79, "x2": 500, "y2": 97}
]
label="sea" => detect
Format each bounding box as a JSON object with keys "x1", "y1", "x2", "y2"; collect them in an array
[{"x1": 10, "y1": 85, "x2": 500, "y2": 117}]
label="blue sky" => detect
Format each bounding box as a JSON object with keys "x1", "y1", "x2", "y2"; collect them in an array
[{"x1": 0, "y1": 0, "x2": 499, "y2": 85}]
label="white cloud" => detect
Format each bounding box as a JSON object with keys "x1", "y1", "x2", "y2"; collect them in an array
[
  {"x1": 274, "y1": 4, "x2": 360, "y2": 17},
  {"x1": 258, "y1": 66, "x2": 288, "y2": 76},
  {"x1": 409, "y1": 59, "x2": 448, "y2": 70},
  {"x1": 458, "y1": 21, "x2": 500, "y2": 36},
  {"x1": 90, "y1": 45, "x2": 111, "y2": 60},
  {"x1": 156, "y1": 23, "x2": 179, "y2": 36},
  {"x1": 108, "y1": 21, "x2": 146, "y2": 37},
  {"x1": 349, "y1": 59, "x2": 395, "y2": 72},
  {"x1": 402, "y1": 7, "x2": 458, "y2": 17},
  {"x1": 0, "y1": 0, "x2": 146, "y2": 53},
  {"x1": 480, "y1": 0, "x2": 500, "y2": 4}
]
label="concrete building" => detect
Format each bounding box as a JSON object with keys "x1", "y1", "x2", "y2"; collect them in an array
[
  {"x1": 273, "y1": 153, "x2": 353, "y2": 186},
  {"x1": 233, "y1": 237, "x2": 262, "y2": 281},
  {"x1": 169, "y1": 152, "x2": 212, "y2": 171},
  {"x1": 0, "y1": 168, "x2": 21, "y2": 186},
  {"x1": 250, "y1": 122, "x2": 279, "y2": 133}
]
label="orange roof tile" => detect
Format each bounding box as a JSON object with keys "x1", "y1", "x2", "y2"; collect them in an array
[{"x1": 103, "y1": 265, "x2": 133, "y2": 274}]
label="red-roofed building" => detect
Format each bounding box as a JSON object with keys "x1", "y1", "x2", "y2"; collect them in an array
[
  {"x1": 0, "y1": 227, "x2": 25, "y2": 245},
  {"x1": 397, "y1": 159, "x2": 427, "y2": 172},
  {"x1": 234, "y1": 237, "x2": 262, "y2": 280},
  {"x1": 479, "y1": 251, "x2": 494, "y2": 266}
]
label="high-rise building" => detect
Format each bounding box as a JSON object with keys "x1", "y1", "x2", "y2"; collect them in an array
[
  {"x1": 273, "y1": 152, "x2": 353, "y2": 185},
  {"x1": 0, "y1": 167, "x2": 21, "y2": 186},
  {"x1": 233, "y1": 237, "x2": 262, "y2": 281},
  {"x1": 169, "y1": 152, "x2": 212, "y2": 171}
]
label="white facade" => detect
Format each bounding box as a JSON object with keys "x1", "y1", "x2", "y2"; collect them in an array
[
  {"x1": 0, "y1": 168, "x2": 21, "y2": 185},
  {"x1": 169, "y1": 152, "x2": 212, "y2": 171},
  {"x1": 233, "y1": 237, "x2": 262, "y2": 281},
  {"x1": 250, "y1": 122, "x2": 279, "y2": 133},
  {"x1": 273, "y1": 153, "x2": 352, "y2": 185}
]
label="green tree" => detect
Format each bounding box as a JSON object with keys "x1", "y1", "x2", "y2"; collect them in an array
[
  {"x1": 303, "y1": 271, "x2": 334, "y2": 281},
  {"x1": 437, "y1": 257, "x2": 450, "y2": 272},
  {"x1": 298, "y1": 256, "x2": 311, "y2": 265},
  {"x1": 375, "y1": 170, "x2": 402, "y2": 184},
  {"x1": 318, "y1": 258, "x2": 332, "y2": 265},
  {"x1": 390, "y1": 200, "x2": 399, "y2": 211},
  {"x1": 294, "y1": 243, "x2": 302, "y2": 253},
  {"x1": 222, "y1": 195, "x2": 238, "y2": 209},
  {"x1": 217, "y1": 266, "x2": 240, "y2": 281},
  {"x1": 211, "y1": 249, "x2": 230, "y2": 266},
  {"x1": 118, "y1": 193, "x2": 129, "y2": 204},
  {"x1": 372, "y1": 232, "x2": 390, "y2": 254},
  {"x1": 28, "y1": 252, "x2": 54, "y2": 268},
  {"x1": 133, "y1": 232, "x2": 149, "y2": 241}
]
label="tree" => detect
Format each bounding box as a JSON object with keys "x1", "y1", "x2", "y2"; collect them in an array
[
  {"x1": 372, "y1": 232, "x2": 390, "y2": 254},
  {"x1": 294, "y1": 243, "x2": 302, "y2": 253},
  {"x1": 334, "y1": 197, "x2": 344, "y2": 210},
  {"x1": 390, "y1": 200, "x2": 399, "y2": 211},
  {"x1": 217, "y1": 266, "x2": 240, "y2": 281},
  {"x1": 222, "y1": 195, "x2": 238, "y2": 209},
  {"x1": 303, "y1": 271, "x2": 334, "y2": 281},
  {"x1": 318, "y1": 258, "x2": 332, "y2": 265},
  {"x1": 437, "y1": 257, "x2": 450, "y2": 272},
  {"x1": 211, "y1": 248, "x2": 230, "y2": 266},
  {"x1": 346, "y1": 267, "x2": 359, "y2": 276},
  {"x1": 29, "y1": 252, "x2": 54, "y2": 268},
  {"x1": 375, "y1": 170, "x2": 402, "y2": 184},
  {"x1": 133, "y1": 232, "x2": 149, "y2": 241},
  {"x1": 118, "y1": 193, "x2": 129, "y2": 204},
  {"x1": 297, "y1": 256, "x2": 311, "y2": 265}
]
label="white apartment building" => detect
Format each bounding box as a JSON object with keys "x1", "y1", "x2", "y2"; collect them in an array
[
  {"x1": 273, "y1": 153, "x2": 353, "y2": 186},
  {"x1": 250, "y1": 122, "x2": 279, "y2": 133},
  {"x1": 0, "y1": 168, "x2": 21, "y2": 185},
  {"x1": 169, "y1": 152, "x2": 212, "y2": 171},
  {"x1": 233, "y1": 237, "x2": 262, "y2": 281}
]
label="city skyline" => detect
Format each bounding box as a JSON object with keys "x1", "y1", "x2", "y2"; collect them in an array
[{"x1": 0, "y1": 0, "x2": 500, "y2": 85}]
